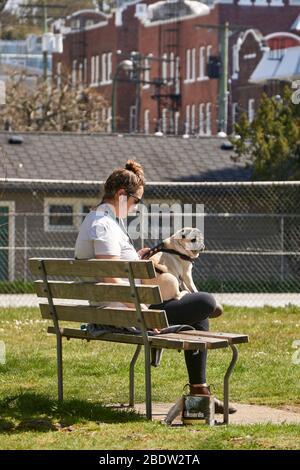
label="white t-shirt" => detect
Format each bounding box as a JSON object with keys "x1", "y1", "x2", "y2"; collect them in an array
[{"x1": 74, "y1": 203, "x2": 141, "y2": 309}]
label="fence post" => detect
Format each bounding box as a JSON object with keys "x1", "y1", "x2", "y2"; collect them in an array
[
  {"x1": 24, "y1": 214, "x2": 28, "y2": 282},
  {"x1": 280, "y1": 216, "x2": 284, "y2": 282}
]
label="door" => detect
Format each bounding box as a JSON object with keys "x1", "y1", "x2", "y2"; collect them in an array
[{"x1": 0, "y1": 207, "x2": 9, "y2": 281}]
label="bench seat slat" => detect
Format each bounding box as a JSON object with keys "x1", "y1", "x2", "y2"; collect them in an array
[
  {"x1": 29, "y1": 258, "x2": 156, "y2": 279},
  {"x1": 35, "y1": 280, "x2": 162, "y2": 305},
  {"x1": 40, "y1": 303, "x2": 169, "y2": 330},
  {"x1": 180, "y1": 330, "x2": 249, "y2": 344},
  {"x1": 47, "y1": 327, "x2": 228, "y2": 351},
  {"x1": 156, "y1": 333, "x2": 228, "y2": 349}
]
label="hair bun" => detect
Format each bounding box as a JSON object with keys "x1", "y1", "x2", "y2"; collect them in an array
[{"x1": 125, "y1": 159, "x2": 144, "y2": 177}]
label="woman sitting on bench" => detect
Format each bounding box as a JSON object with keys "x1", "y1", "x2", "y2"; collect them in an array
[{"x1": 74, "y1": 159, "x2": 236, "y2": 414}]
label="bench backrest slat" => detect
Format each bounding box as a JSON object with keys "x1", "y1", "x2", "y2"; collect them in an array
[
  {"x1": 34, "y1": 280, "x2": 162, "y2": 305},
  {"x1": 29, "y1": 258, "x2": 165, "y2": 332},
  {"x1": 39, "y1": 304, "x2": 169, "y2": 330},
  {"x1": 29, "y1": 258, "x2": 156, "y2": 279}
]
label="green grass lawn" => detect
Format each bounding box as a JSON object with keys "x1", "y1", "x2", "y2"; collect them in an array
[{"x1": 0, "y1": 305, "x2": 300, "y2": 450}]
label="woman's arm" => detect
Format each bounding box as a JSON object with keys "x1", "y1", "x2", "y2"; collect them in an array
[{"x1": 95, "y1": 254, "x2": 148, "y2": 310}]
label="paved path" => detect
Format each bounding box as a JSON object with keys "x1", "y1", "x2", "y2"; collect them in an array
[
  {"x1": 133, "y1": 402, "x2": 300, "y2": 425},
  {"x1": 1, "y1": 293, "x2": 300, "y2": 308}
]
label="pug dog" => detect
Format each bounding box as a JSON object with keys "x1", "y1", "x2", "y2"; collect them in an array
[
  {"x1": 142, "y1": 227, "x2": 203, "y2": 301},
  {"x1": 142, "y1": 227, "x2": 223, "y2": 318}
]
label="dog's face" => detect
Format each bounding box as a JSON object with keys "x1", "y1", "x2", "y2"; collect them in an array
[{"x1": 166, "y1": 227, "x2": 205, "y2": 259}]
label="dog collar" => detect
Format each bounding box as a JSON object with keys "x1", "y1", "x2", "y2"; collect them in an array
[{"x1": 160, "y1": 248, "x2": 195, "y2": 264}]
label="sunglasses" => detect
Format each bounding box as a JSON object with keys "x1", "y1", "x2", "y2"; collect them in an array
[{"x1": 126, "y1": 191, "x2": 143, "y2": 204}]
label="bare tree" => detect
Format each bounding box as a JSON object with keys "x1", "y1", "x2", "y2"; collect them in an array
[{"x1": 0, "y1": 70, "x2": 110, "y2": 132}]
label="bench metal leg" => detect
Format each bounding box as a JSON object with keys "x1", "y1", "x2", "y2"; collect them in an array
[
  {"x1": 223, "y1": 344, "x2": 238, "y2": 425},
  {"x1": 56, "y1": 333, "x2": 63, "y2": 401},
  {"x1": 129, "y1": 345, "x2": 142, "y2": 407},
  {"x1": 144, "y1": 344, "x2": 152, "y2": 420}
]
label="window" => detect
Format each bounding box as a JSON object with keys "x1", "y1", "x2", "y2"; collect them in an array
[
  {"x1": 191, "y1": 48, "x2": 196, "y2": 81},
  {"x1": 162, "y1": 53, "x2": 168, "y2": 83},
  {"x1": 49, "y1": 205, "x2": 73, "y2": 229},
  {"x1": 185, "y1": 49, "x2": 191, "y2": 81},
  {"x1": 206, "y1": 103, "x2": 211, "y2": 135},
  {"x1": 144, "y1": 109, "x2": 150, "y2": 134},
  {"x1": 107, "y1": 52, "x2": 112, "y2": 82},
  {"x1": 101, "y1": 53, "x2": 107, "y2": 83},
  {"x1": 56, "y1": 62, "x2": 62, "y2": 88},
  {"x1": 95, "y1": 55, "x2": 100, "y2": 84},
  {"x1": 91, "y1": 56, "x2": 95, "y2": 85},
  {"x1": 162, "y1": 108, "x2": 168, "y2": 134},
  {"x1": 169, "y1": 52, "x2": 175, "y2": 82},
  {"x1": 232, "y1": 103, "x2": 238, "y2": 129},
  {"x1": 199, "y1": 104, "x2": 205, "y2": 135},
  {"x1": 175, "y1": 111, "x2": 180, "y2": 135},
  {"x1": 71, "y1": 19, "x2": 80, "y2": 30},
  {"x1": 83, "y1": 58, "x2": 87, "y2": 84},
  {"x1": 248, "y1": 99, "x2": 255, "y2": 123},
  {"x1": 175, "y1": 56, "x2": 180, "y2": 93},
  {"x1": 191, "y1": 104, "x2": 196, "y2": 134},
  {"x1": 207, "y1": 45, "x2": 212, "y2": 62},
  {"x1": 199, "y1": 47, "x2": 206, "y2": 80},
  {"x1": 78, "y1": 63, "x2": 83, "y2": 85},
  {"x1": 232, "y1": 44, "x2": 239, "y2": 79},
  {"x1": 44, "y1": 198, "x2": 98, "y2": 232},
  {"x1": 143, "y1": 56, "x2": 150, "y2": 88},
  {"x1": 85, "y1": 19, "x2": 94, "y2": 27},
  {"x1": 72, "y1": 60, "x2": 77, "y2": 87},
  {"x1": 185, "y1": 105, "x2": 190, "y2": 134}
]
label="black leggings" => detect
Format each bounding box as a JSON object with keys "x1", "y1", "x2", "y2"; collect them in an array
[{"x1": 149, "y1": 292, "x2": 216, "y2": 384}]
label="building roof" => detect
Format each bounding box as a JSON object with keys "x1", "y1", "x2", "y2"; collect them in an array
[
  {"x1": 250, "y1": 45, "x2": 300, "y2": 83},
  {"x1": 0, "y1": 132, "x2": 251, "y2": 184},
  {"x1": 148, "y1": 0, "x2": 210, "y2": 23}
]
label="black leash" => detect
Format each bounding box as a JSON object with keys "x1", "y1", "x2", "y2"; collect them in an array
[{"x1": 141, "y1": 241, "x2": 195, "y2": 274}]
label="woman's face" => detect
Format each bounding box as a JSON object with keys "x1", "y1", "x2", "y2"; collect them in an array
[{"x1": 115, "y1": 186, "x2": 144, "y2": 217}]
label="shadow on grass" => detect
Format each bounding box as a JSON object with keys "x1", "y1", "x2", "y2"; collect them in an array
[{"x1": 0, "y1": 392, "x2": 145, "y2": 433}]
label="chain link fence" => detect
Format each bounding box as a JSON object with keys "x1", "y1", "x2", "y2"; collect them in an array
[{"x1": 0, "y1": 181, "x2": 299, "y2": 307}]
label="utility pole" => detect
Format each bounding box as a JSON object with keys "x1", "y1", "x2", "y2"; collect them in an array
[
  {"x1": 219, "y1": 22, "x2": 229, "y2": 134},
  {"x1": 43, "y1": 2, "x2": 48, "y2": 80},
  {"x1": 195, "y1": 22, "x2": 249, "y2": 135}
]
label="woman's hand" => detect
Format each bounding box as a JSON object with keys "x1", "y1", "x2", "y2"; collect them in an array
[{"x1": 138, "y1": 247, "x2": 151, "y2": 259}]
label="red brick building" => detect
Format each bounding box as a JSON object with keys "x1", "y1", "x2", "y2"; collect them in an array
[
  {"x1": 52, "y1": 1, "x2": 300, "y2": 135},
  {"x1": 229, "y1": 28, "x2": 300, "y2": 132}
]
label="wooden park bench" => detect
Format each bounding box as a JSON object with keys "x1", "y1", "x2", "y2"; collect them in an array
[{"x1": 29, "y1": 257, "x2": 249, "y2": 424}]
